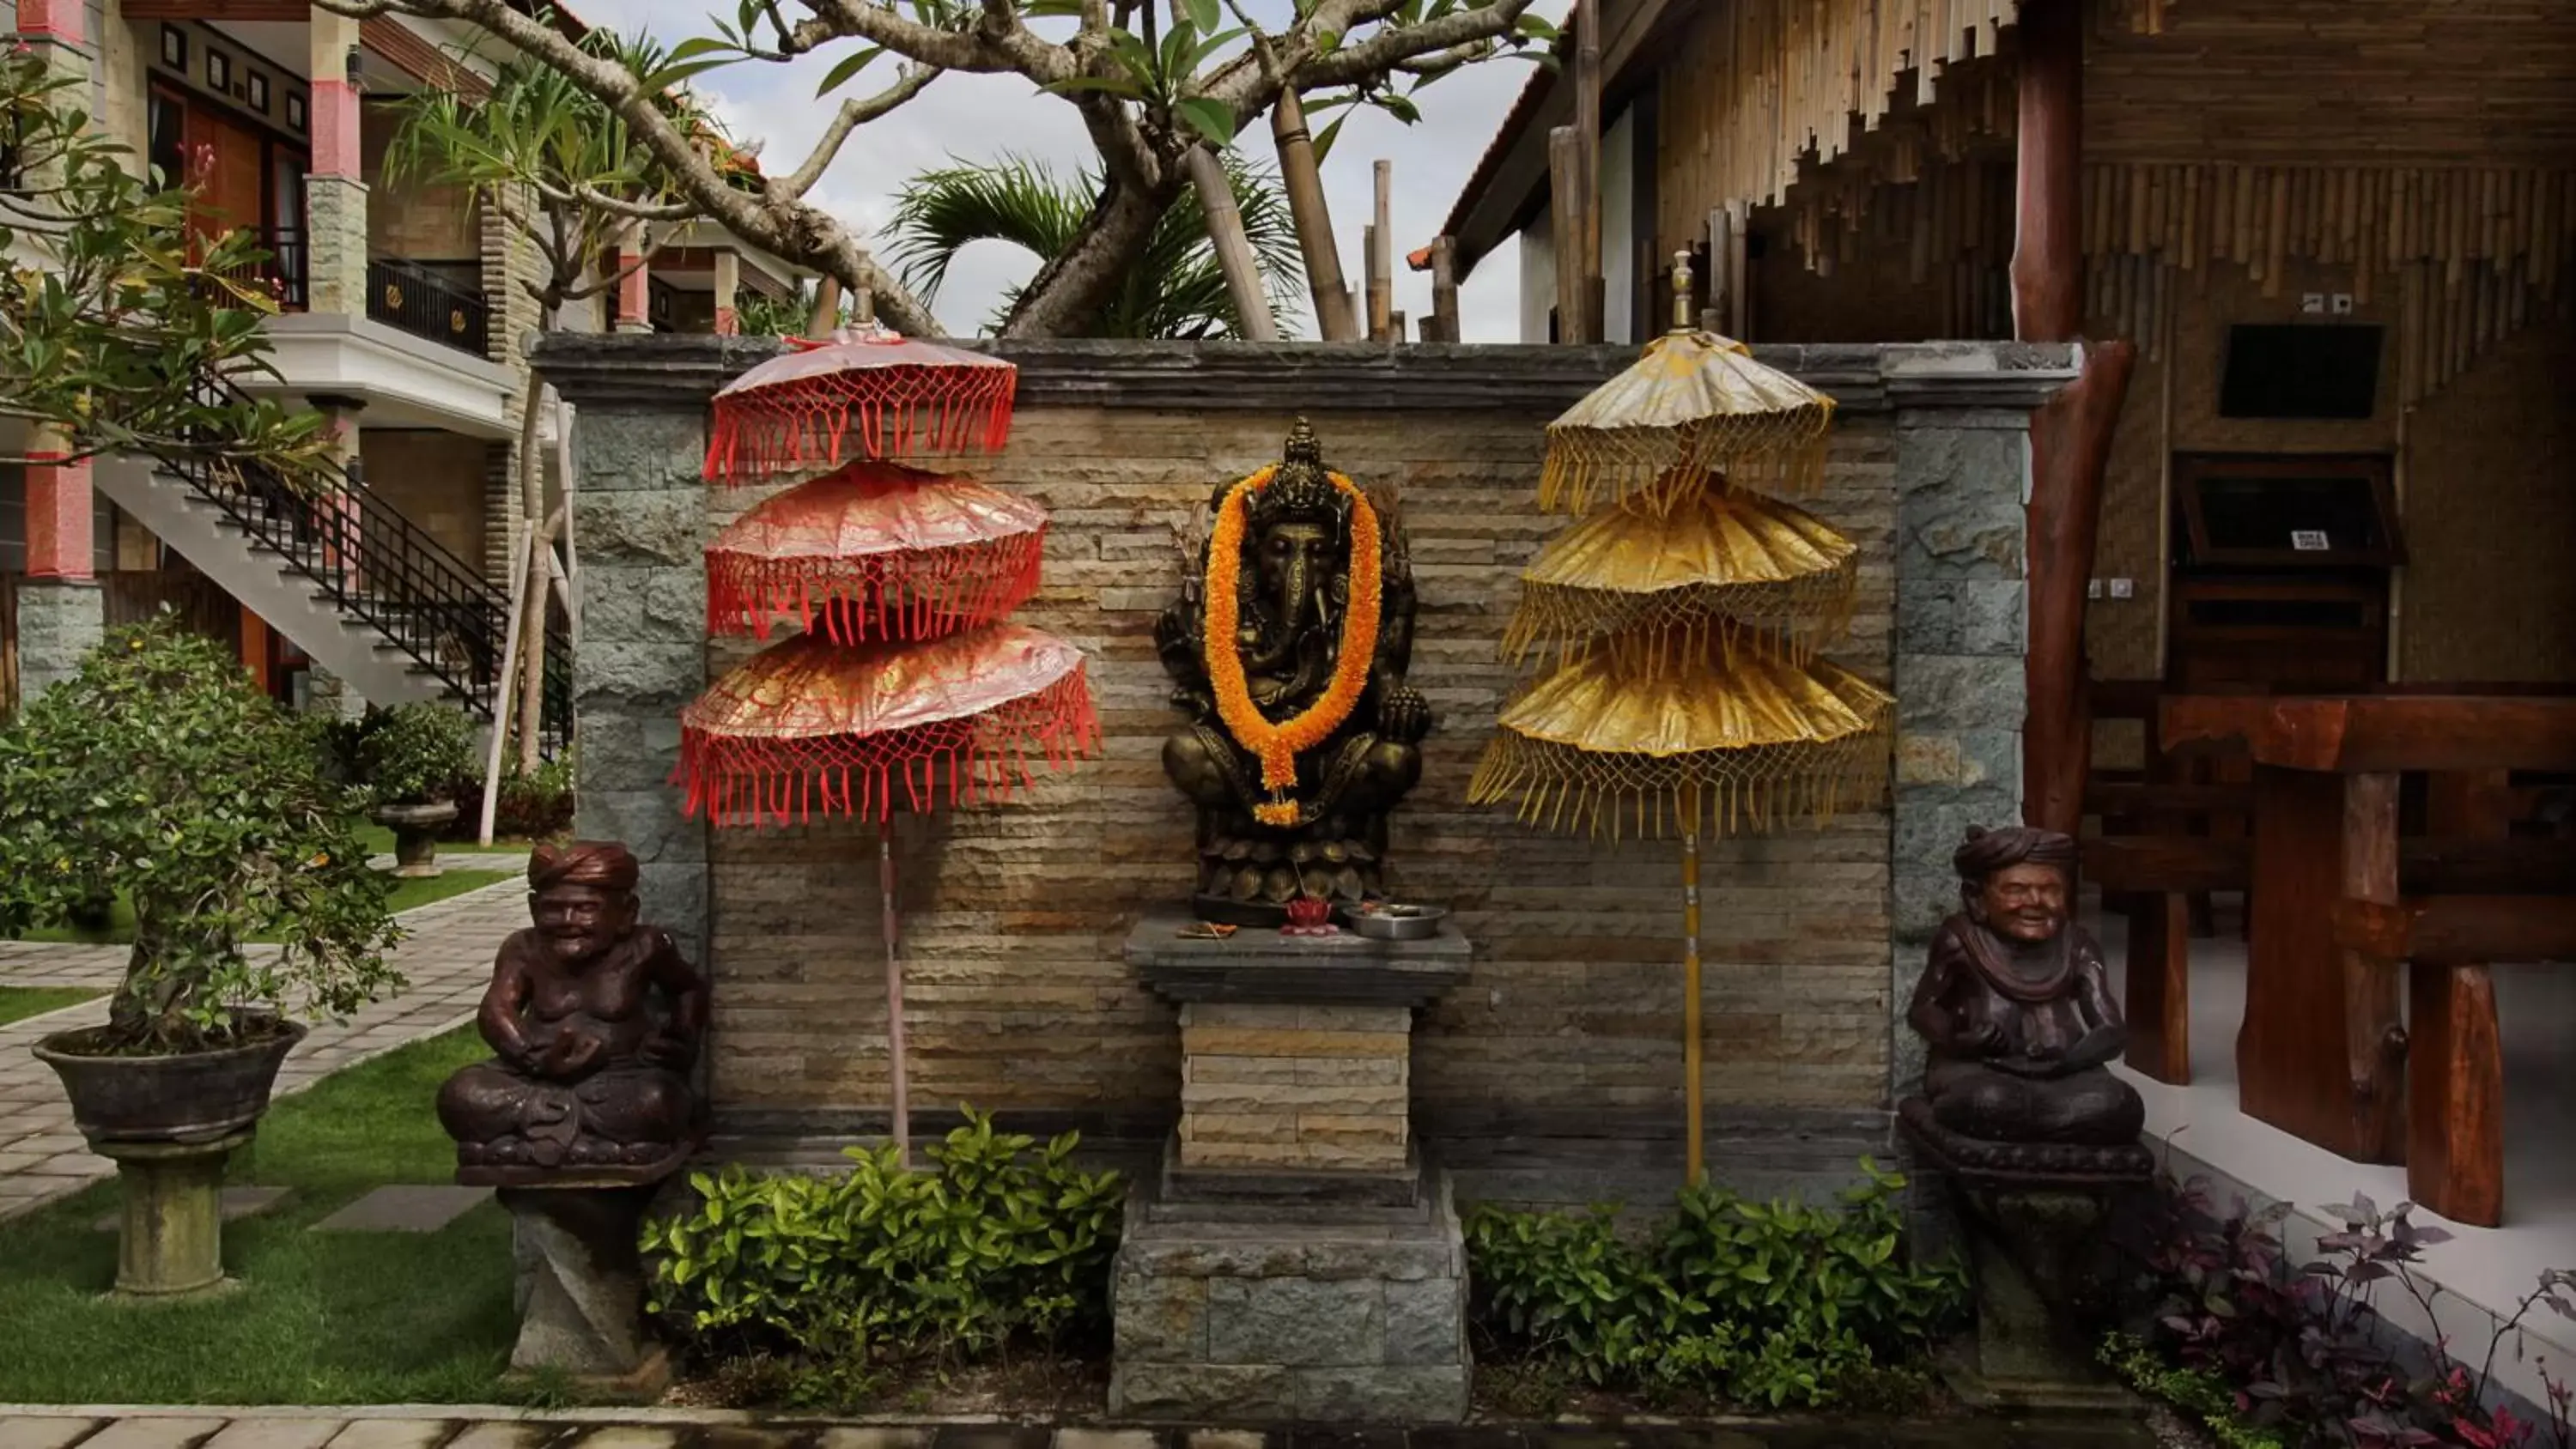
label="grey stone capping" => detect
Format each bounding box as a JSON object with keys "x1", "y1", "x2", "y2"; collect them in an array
[
  {"x1": 532, "y1": 334, "x2": 2080, "y2": 415},
  {"x1": 1126, "y1": 912, "x2": 1470, "y2": 1008}
]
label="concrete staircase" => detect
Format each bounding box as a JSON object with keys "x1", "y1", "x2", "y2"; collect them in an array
[{"x1": 93, "y1": 452, "x2": 507, "y2": 716}]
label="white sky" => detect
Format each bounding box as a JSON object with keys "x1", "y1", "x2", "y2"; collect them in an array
[{"x1": 567, "y1": 0, "x2": 1569, "y2": 339}]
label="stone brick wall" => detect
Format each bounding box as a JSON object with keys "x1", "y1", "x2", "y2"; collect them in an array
[{"x1": 538, "y1": 338, "x2": 2069, "y2": 1167}]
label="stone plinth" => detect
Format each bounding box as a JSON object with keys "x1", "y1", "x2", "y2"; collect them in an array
[
  {"x1": 1113, "y1": 911, "x2": 1473, "y2": 1422},
  {"x1": 495, "y1": 1183, "x2": 671, "y2": 1400}
]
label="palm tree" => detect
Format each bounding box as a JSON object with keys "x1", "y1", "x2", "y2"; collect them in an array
[{"x1": 883, "y1": 154, "x2": 1305, "y2": 340}]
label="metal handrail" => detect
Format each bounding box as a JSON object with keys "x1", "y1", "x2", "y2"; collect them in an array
[
  {"x1": 366, "y1": 256, "x2": 490, "y2": 356},
  {"x1": 155, "y1": 373, "x2": 571, "y2": 750}
]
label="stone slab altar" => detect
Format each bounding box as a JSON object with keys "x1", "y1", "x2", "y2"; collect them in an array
[{"x1": 1111, "y1": 911, "x2": 1473, "y2": 1422}]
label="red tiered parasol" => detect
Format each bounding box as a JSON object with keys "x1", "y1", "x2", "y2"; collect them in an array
[
  {"x1": 704, "y1": 462, "x2": 1048, "y2": 645},
  {"x1": 677, "y1": 622, "x2": 1097, "y2": 828},
  {"x1": 703, "y1": 328, "x2": 1018, "y2": 482},
  {"x1": 681, "y1": 339, "x2": 1087, "y2": 1164}
]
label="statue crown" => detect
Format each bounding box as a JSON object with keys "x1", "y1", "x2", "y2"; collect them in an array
[{"x1": 1249, "y1": 418, "x2": 1346, "y2": 530}]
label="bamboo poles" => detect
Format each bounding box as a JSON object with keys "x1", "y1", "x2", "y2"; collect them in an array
[{"x1": 1271, "y1": 88, "x2": 1360, "y2": 342}]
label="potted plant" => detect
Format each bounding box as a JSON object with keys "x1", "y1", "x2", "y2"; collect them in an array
[
  {"x1": 0, "y1": 620, "x2": 401, "y2": 1294},
  {"x1": 360, "y1": 701, "x2": 474, "y2": 877}
]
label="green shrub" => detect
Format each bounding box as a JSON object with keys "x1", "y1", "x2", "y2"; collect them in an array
[
  {"x1": 490, "y1": 751, "x2": 576, "y2": 840},
  {"x1": 357, "y1": 702, "x2": 475, "y2": 806},
  {"x1": 1463, "y1": 1158, "x2": 1966, "y2": 1410},
  {"x1": 2099, "y1": 1331, "x2": 2289, "y2": 1449},
  {"x1": 641, "y1": 1109, "x2": 1124, "y2": 1373},
  {"x1": 0, "y1": 619, "x2": 401, "y2": 1051}
]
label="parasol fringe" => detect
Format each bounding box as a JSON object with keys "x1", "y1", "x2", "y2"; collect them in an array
[
  {"x1": 671, "y1": 663, "x2": 1100, "y2": 829},
  {"x1": 703, "y1": 371, "x2": 1018, "y2": 482},
  {"x1": 707, "y1": 530, "x2": 1048, "y2": 645}
]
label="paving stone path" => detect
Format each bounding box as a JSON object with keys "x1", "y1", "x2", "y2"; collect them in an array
[
  {"x1": 0, "y1": 877, "x2": 526, "y2": 1222},
  {"x1": 0, "y1": 1412, "x2": 2157, "y2": 1449}
]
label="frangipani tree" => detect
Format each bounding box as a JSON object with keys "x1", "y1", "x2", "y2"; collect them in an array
[
  {"x1": 317, "y1": 0, "x2": 1557, "y2": 337},
  {"x1": 0, "y1": 52, "x2": 335, "y2": 485},
  {"x1": 391, "y1": 27, "x2": 718, "y2": 822}
]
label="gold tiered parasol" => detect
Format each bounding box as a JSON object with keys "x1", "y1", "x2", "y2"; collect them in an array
[
  {"x1": 1538, "y1": 328, "x2": 1838, "y2": 516},
  {"x1": 1501, "y1": 480, "x2": 1860, "y2": 667},
  {"x1": 1470, "y1": 255, "x2": 1892, "y2": 1183}
]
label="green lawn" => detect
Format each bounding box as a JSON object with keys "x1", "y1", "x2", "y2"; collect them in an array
[
  {"x1": 0, "y1": 985, "x2": 100, "y2": 1027},
  {"x1": 6, "y1": 869, "x2": 514, "y2": 945},
  {"x1": 0, "y1": 1026, "x2": 527, "y2": 1404}
]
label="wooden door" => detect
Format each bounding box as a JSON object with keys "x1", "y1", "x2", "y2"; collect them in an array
[{"x1": 184, "y1": 105, "x2": 266, "y2": 250}]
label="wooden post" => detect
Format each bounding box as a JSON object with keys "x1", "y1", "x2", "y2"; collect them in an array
[
  {"x1": 1362, "y1": 224, "x2": 1385, "y2": 342},
  {"x1": 1388, "y1": 310, "x2": 1406, "y2": 346},
  {"x1": 2338, "y1": 772, "x2": 2407, "y2": 1164},
  {"x1": 1271, "y1": 89, "x2": 1360, "y2": 342},
  {"x1": 2013, "y1": 0, "x2": 2130, "y2": 835},
  {"x1": 1184, "y1": 146, "x2": 1279, "y2": 342},
  {"x1": 1549, "y1": 127, "x2": 1589, "y2": 343},
  {"x1": 1369, "y1": 161, "x2": 1395, "y2": 343},
  {"x1": 806, "y1": 276, "x2": 842, "y2": 337},
  {"x1": 1573, "y1": 0, "x2": 1605, "y2": 343},
  {"x1": 1725, "y1": 200, "x2": 1750, "y2": 337},
  {"x1": 1429, "y1": 237, "x2": 1461, "y2": 343},
  {"x1": 2411, "y1": 770, "x2": 2512, "y2": 1226},
  {"x1": 1704, "y1": 207, "x2": 1734, "y2": 332},
  {"x1": 2009, "y1": 0, "x2": 2085, "y2": 343},
  {"x1": 2023, "y1": 340, "x2": 2136, "y2": 833}
]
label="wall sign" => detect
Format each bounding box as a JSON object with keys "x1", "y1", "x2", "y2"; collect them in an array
[{"x1": 2290, "y1": 530, "x2": 2330, "y2": 552}]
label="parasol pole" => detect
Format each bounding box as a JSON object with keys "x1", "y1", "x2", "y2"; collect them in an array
[
  {"x1": 879, "y1": 816, "x2": 913, "y2": 1168},
  {"x1": 1676, "y1": 258, "x2": 1707, "y2": 1190},
  {"x1": 1683, "y1": 800, "x2": 1705, "y2": 1187}
]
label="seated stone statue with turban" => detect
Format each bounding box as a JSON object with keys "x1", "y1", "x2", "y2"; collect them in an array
[
  {"x1": 436, "y1": 842, "x2": 709, "y2": 1185},
  {"x1": 1905, "y1": 826, "x2": 2145, "y2": 1152}
]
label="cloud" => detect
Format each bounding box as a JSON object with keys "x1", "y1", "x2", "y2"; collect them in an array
[{"x1": 568, "y1": 0, "x2": 1560, "y2": 340}]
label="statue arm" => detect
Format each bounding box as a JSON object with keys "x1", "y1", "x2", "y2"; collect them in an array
[
  {"x1": 644, "y1": 931, "x2": 709, "y2": 1070},
  {"x1": 2062, "y1": 941, "x2": 2128, "y2": 1070},
  {"x1": 1908, "y1": 924, "x2": 2002, "y2": 1056},
  {"x1": 477, "y1": 949, "x2": 537, "y2": 1070}
]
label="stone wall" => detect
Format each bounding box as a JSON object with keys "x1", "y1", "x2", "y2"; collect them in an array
[{"x1": 538, "y1": 338, "x2": 2069, "y2": 1185}]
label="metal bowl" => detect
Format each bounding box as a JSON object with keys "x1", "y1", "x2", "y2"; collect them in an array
[{"x1": 1340, "y1": 902, "x2": 1449, "y2": 941}]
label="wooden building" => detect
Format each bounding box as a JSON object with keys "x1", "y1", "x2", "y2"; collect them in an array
[
  {"x1": 1432, "y1": 2, "x2": 2576, "y2": 1355},
  {"x1": 1437, "y1": 0, "x2": 2576, "y2": 709}
]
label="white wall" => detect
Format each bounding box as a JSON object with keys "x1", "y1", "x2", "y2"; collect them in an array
[
  {"x1": 1517, "y1": 211, "x2": 1556, "y2": 344},
  {"x1": 1602, "y1": 105, "x2": 1636, "y2": 344},
  {"x1": 1504, "y1": 101, "x2": 1638, "y2": 344}
]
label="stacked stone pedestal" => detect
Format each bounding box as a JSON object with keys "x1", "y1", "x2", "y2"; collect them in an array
[{"x1": 1113, "y1": 912, "x2": 1472, "y2": 1422}]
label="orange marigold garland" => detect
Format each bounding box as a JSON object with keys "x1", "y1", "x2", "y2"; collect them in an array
[{"x1": 1204, "y1": 464, "x2": 1382, "y2": 824}]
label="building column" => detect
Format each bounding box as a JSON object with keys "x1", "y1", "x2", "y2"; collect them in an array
[
  {"x1": 18, "y1": 428, "x2": 105, "y2": 700},
  {"x1": 307, "y1": 9, "x2": 369, "y2": 319},
  {"x1": 614, "y1": 225, "x2": 653, "y2": 334},
  {"x1": 305, "y1": 399, "x2": 367, "y2": 718},
  {"x1": 712, "y1": 250, "x2": 741, "y2": 336}
]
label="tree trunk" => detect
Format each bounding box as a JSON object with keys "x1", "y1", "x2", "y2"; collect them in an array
[{"x1": 1000, "y1": 174, "x2": 1183, "y2": 339}]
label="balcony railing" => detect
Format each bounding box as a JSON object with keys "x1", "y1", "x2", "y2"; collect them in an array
[
  {"x1": 211, "y1": 225, "x2": 308, "y2": 311},
  {"x1": 367, "y1": 257, "x2": 490, "y2": 357}
]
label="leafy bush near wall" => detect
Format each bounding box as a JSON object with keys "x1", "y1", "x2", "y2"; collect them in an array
[
  {"x1": 1464, "y1": 1159, "x2": 1966, "y2": 1410},
  {"x1": 640, "y1": 1110, "x2": 1124, "y2": 1396},
  {"x1": 356, "y1": 703, "x2": 475, "y2": 806},
  {"x1": 2120, "y1": 1173, "x2": 2574, "y2": 1449},
  {"x1": 486, "y1": 752, "x2": 575, "y2": 840}
]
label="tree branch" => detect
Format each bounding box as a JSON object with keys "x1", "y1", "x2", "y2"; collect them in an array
[
  {"x1": 315, "y1": 0, "x2": 943, "y2": 335},
  {"x1": 780, "y1": 64, "x2": 939, "y2": 198},
  {"x1": 1285, "y1": 2, "x2": 1535, "y2": 91}
]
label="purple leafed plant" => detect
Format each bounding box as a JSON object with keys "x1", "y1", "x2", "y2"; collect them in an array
[{"x1": 2134, "y1": 1172, "x2": 2573, "y2": 1448}]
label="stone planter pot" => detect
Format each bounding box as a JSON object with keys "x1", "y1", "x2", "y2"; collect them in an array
[
  {"x1": 33, "y1": 1014, "x2": 307, "y2": 1296},
  {"x1": 373, "y1": 799, "x2": 460, "y2": 877}
]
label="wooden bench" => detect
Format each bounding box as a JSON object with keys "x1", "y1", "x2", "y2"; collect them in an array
[{"x1": 2161, "y1": 695, "x2": 2576, "y2": 1227}]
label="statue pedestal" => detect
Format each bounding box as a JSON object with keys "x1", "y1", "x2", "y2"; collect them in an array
[
  {"x1": 1900, "y1": 1099, "x2": 2154, "y2": 1413},
  {"x1": 99, "y1": 1130, "x2": 253, "y2": 1298},
  {"x1": 495, "y1": 1181, "x2": 673, "y2": 1401},
  {"x1": 1112, "y1": 912, "x2": 1471, "y2": 1423}
]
